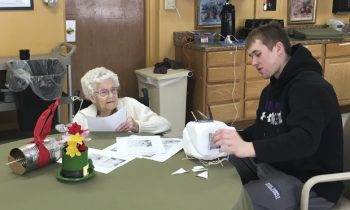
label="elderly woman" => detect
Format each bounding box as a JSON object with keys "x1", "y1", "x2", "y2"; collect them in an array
[{"x1": 73, "y1": 67, "x2": 171, "y2": 134}]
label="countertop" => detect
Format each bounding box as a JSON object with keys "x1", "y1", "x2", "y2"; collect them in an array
[{"x1": 174, "y1": 31, "x2": 350, "y2": 52}]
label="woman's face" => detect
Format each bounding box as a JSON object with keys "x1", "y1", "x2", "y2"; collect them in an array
[{"x1": 90, "y1": 79, "x2": 118, "y2": 116}]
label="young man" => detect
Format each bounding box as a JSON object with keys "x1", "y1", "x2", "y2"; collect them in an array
[{"x1": 213, "y1": 22, "x2": 344, "y2": 210}]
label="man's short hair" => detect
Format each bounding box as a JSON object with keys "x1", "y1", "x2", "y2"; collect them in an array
[{"x1": 245, "y1": 21, "x2": 291, "y2": 56}]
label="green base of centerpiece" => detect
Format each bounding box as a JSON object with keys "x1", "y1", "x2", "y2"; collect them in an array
[
  {"x1": 57, "y1": 147, "x2": 95, "y2": 182},
  {"x1": 57, "y1": 159, "x2": 95, "y2": 182}
]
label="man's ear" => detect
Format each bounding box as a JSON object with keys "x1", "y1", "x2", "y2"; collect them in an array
[{"x1": 275, "y1": 41, "x2": 285, "y2": 55}]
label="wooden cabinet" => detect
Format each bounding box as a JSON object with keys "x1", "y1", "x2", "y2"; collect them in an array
[
  {"x1": 324, "y1": 42, "x2": 350, "y2": 106},
  {"x1": 206, "y1": 50, "x2": 245, "y2": 123},
  {"x1": 175, "y1": 47, "x2": 244, "y2": 123}
]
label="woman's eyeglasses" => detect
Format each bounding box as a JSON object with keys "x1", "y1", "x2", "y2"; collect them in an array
[{"x1": 95, "y1": 87, "x2": 118, "y2": 97}]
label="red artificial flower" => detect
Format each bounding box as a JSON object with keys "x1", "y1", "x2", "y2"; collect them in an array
[
  {"x1": 67, "y1": 122, "x2": 83, "y2": 135},
  {"x1": 77, "y1": 142, "x2": 87, "y2": 152}
]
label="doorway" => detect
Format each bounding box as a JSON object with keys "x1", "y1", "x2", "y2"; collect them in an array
[{"x1": 65, "y1": 0, "x2": 146, "y2": 99}]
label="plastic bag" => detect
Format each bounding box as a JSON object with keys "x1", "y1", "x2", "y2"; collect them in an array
[{"x1": 6, "y1": 59, "x2": 65, "y2": 101}]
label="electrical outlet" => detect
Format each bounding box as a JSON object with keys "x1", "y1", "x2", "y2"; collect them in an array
[{"x1": 164, "y1": 0, "x2": 176, "y2": 10}]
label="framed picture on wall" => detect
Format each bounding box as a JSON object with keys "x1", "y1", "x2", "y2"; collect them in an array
[
  {"x1": 287, "y1": 0, "x2": 317, "y2": 24},
  {"x1": 195, "y1": 0, "x2": 227, "y2": 29},
  {"x1": 0, "y1": 0, "x2": 33, "y2": 10}
]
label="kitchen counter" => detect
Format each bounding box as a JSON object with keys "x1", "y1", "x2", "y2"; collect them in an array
[{"x1": 174, "y1": 31, "x2": 350, "y2": 52}]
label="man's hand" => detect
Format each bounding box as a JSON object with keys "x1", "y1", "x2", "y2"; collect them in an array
[{"x1": 213, "y1": 128, "x2": 256, "y2": 158}]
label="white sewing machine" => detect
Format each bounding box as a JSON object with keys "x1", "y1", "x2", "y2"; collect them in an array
[{"x1": 182, "y1": 120, "x2": 233, "y2": 160}]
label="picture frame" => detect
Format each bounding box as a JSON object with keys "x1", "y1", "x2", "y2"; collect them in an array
[
  {"x1": 0, "y1": 0, "x2": 34, "y2": 10},
  {"x1": 287, "y1": 0, "x2": 317, "y2": 25},
  {"x1": 195, "y1": 0, "x2": 227, "y2": 29}
]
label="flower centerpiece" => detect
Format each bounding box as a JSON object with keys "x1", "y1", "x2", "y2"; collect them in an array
[
  {"x1": 57, "y1": 122, "x2": 95, "y2": 181},
  {"x1": 65, "y1": 122, "x2": 88, "y2": 158}
]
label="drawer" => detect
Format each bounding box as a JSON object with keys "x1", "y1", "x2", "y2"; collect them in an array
[
  {"x1": 324, "y1": 57, "x2": 350, "y2": 105},
  {"x1": 207, "y1": 50, "x2": 244, "y2": 67},
  {"x1": 207, "y1": 65, "x2": 244, "y2": 82},
  {"x1": 210, "y1": 102, "x2": 243, "y2": 123},
  {"x1": 326, "y1": 42, "x2": 350, "y2": 58},
  {"x1": 304, "y1": 44, "x2": 324, "y2": 59},
  {"x1": 245, "y1": 79, "x2": 269, "y2": 100},
  {"x1": 245, "y1": 65, "x2": 262, "y2": 80},
  {"x1": 244, "y1": 100, "x2": 259, "y2": 119},
  {"x1": 207, "y1": 82, "x2": 243, "y2": 103}
]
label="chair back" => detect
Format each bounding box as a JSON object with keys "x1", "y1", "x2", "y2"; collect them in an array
[{"x1": 342, "y1": 113, "x2": 350, "y2": 198}]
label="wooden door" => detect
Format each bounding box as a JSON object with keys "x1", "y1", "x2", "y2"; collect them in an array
[{"x1": 65, "y1": 0, "x2": 145, "y2": 98}]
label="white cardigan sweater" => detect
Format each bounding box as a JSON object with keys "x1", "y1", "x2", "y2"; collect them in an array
[{"x1": 73, "y1": 97, "x2": 171, "y2": 134}]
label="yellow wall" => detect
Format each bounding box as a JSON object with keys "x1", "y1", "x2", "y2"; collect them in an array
[
  {"x1": 0, "y1": 0, "x2": 65, "y2": 131},
  {"x1": 0, "y1": 0, "x2": 65, "y2": 56},
  {"x1": 146, "y1": 0, "x2": 350, "y2": 66},
  {"x1": 146, "y1": 0, "x2": 255, "y2": 66}
]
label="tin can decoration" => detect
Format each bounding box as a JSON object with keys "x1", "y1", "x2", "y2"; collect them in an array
[
  {"x1": 8, "y1": 137, "x2": 61, "y2": 175},
  {"x1": 7, "y1": 99, "x2": 61, "y2": 175}
]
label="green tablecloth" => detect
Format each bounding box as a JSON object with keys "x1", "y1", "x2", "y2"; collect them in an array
[{"x1": 0, "y1": 133, "x2": 252, "y2": 210}]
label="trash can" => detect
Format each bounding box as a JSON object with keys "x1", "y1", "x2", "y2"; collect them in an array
[
  {"x1": 135, "y1": 67, "x2": 191, "y2": 137},
  {"x1": 6, "y1": 59, "x2": 65, "y2": 132}
]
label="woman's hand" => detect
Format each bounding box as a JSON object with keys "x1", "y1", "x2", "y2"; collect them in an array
[
  {"x1": 213, "y1": 128, "x2": 256, "y2": 158},
  {"x1": 115, "y1": 116, "x2": 139, "y2": 133}
]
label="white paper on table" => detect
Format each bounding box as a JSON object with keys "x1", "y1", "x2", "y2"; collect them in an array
[
  {"x1": 196, "y1": 171, "x2": 208, "y2": 179},
  {"x1": 141, "y1": 138, "x2": 183, "y2": 162},
  {"x1": 103, "y1": 142, "x2": 136, "y2": 160},
  {"x1": 116, "y1": 135, "x2": 165, "y2": 156},
  {"x1": 85, "y1": 107, "x2": 127, "y2": 131},
  {"x1": 87, "y1": 148, "x2": 134, "y2": 174},
  {"x1": 192, "y1": 165, "x2": 208, "y2": 172},
  {"x1": 171, "y1": 168, "x2": 188, "y2": 175},
  {"x1": 55, "y1": 148, "x2": 133, "y2": 174}
]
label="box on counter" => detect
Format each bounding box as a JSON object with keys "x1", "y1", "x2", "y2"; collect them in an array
[{"x1": 194, "y1": 32, "x2": 218, "y2": 44}]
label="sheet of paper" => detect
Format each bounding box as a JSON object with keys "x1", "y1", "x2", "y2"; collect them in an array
[
  {"x1": 192, "y1": 166, "x2": 208, "y2": 172},
  {"x1": 103, "y1": 142, "x2": 136, "y2": 160},
  {"x1": 141, "y1": 138, "x2": 183, "y2": 162},
  {"x1": 56, "y1": 147, "x2": 134, "y2": 174},
  {"x1": 171, "y1": 168, "x2": 188, "y2": 175},
  {"x1": 196, "y1": 171, "x2": 208, "y2": 179},
  {"x1": 104, "y1": 137, "x2": 183, "y2": 162},
  {"x1": 85, "y1": 107, "x2": 127, "y2": 131},
  {"x1": 87, "y1": 148, "x2": 134, "y2": 174},
  {"x1": 116, "y1": 135, "x2": 165, "y2": 156}
]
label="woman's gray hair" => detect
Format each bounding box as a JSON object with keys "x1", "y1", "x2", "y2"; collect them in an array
[{"x1": 80, "y1": 67, "x2": 120, "y2": 98}]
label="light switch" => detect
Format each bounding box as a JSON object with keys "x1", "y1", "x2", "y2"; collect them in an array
[
  {"x1": 66, "y1": 20, "x2": 76, "y2": 42},
  {"x1": 164, "y1": 0, "x2": 176, "y2": 10}
]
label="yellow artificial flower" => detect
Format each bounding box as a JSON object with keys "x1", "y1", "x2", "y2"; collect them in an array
[
  {"x1": 65, "y1": 145, "x2": 81, "y2": 157},
  {"x1": 65, "y1": 133, "x2": 84, "y2": 157},
  {"x1": 70, "y1": 133, "x2": 84, "y2": 145}
]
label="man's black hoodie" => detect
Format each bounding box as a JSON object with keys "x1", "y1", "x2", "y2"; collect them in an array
[{"x1": 239, "y1": 44, "x2": 344, "y2": 203}]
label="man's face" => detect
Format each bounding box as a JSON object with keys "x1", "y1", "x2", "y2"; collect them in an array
[{"x1": 247, "y1": 39, "x2": 282, "y2": 79}]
